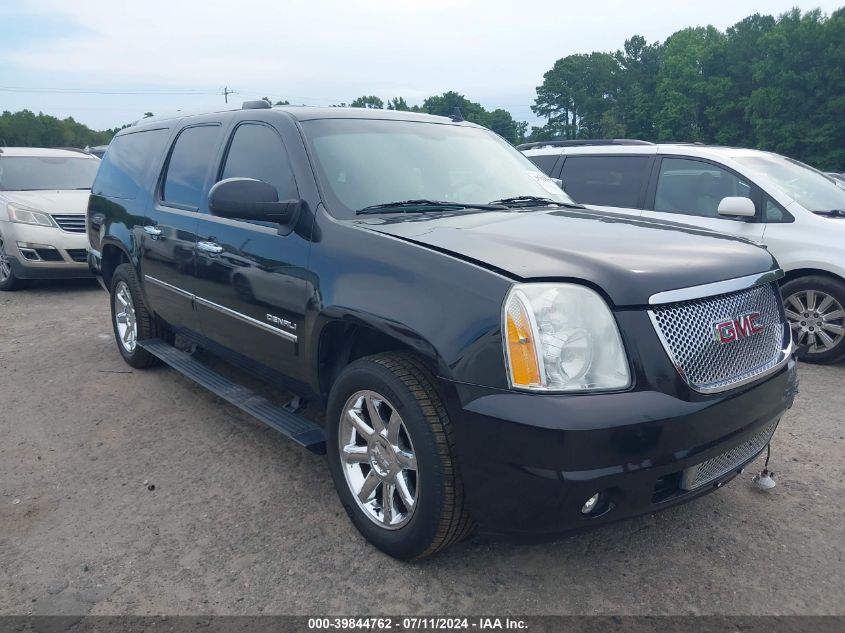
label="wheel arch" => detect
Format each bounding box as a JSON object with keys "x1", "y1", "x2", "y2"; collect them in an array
[
  {"x1": 313, "y1": 316, "x2": 444, "y2": 401},
  {"x1": 100, "y1": 240, "x2": 132, "y2": 289},
  {"x1": 781, "y1": 267, "x2": 845, "y2": 285}
]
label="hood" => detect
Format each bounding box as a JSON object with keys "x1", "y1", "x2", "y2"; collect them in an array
[
  {"x1": 1, "y1": 190, "x2": 91, "y2": 214},
  {"x1": 355, "y1": 208, "x2": 778, "y2": 306}
]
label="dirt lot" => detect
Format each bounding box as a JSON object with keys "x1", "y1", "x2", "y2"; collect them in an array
[{"x1": 1, "y1": 279, "x2": 843, "y2": 616}]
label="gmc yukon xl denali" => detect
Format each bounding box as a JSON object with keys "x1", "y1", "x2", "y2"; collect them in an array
[{"x1": 88, "y1": 103, "x2": 798, "y2": 559}]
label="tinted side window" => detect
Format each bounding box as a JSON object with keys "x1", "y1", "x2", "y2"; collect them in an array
[
  {"x1": 526, "y1": 154, "x2": 559, "y2": 176},
  {"x1": 654, "y1": 157, "x2": 752, "y2": 218},
  {"x1": 560, "y1": 156, "x2": 650, "y2": 208},
  {"x1": 162, "y1": 125, "x2": 222, "y2": 209},
  {"x1": 92, "y1": 128, "x2": 169, "y2": 200},
  {"x1": 220, "y1": 123, "x2": 297, "y2": 199}
]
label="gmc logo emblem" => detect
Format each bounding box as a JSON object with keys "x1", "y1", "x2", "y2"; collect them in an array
[{"x1": 714, "y1": 312, "x2": 765, "y2": 344}]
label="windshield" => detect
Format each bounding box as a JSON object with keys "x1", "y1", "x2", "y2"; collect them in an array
[
  {"x1": 0, "y1": 156, "x2": 100, "y2": 191},
  {"x1": 300, "y1": 119, "x2": 573, "y2": 216},
  {"x1": 734, "y1": 153, "x2": 845, "y2": 213}
]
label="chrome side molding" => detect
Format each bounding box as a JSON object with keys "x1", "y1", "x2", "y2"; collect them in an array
[{"x1": 143, "y1": 275, "x2": 297, "y2": 343}]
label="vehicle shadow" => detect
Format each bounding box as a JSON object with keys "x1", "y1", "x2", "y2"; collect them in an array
[{"x1": 29, "y1": 278, "x2": 102, "y2": 293}]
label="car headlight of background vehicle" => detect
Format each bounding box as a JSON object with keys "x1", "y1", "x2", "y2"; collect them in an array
[
  {"x1": 6, "y1": 203, "x2": 56, "y2": 228},
  {"x1": 503, "y1": 283, "x2": 630, "y2": 392}
]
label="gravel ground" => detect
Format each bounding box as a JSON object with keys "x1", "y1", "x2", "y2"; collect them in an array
[{"x1": 1, "y1": 279, "x2": 843, "y2": 616}]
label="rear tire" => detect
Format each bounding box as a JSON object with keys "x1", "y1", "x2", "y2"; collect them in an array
[
  {"x1": 110, "y1": 263, "x2": 162, "y2": 369},
  {"x1": 0, "y1": 233, "x2": 31, "y2": 291},
  {"x1": 781, "y1": 275, "x2": 845, "y2": 364},
  {"x1": 326, "y1": 352, "x2": 474, "y2": 560}
]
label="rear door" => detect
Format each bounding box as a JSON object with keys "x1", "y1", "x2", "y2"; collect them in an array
[
  {"x1": 141, "y1": 121, "x2": 225, "y2": 329},
  {"x1": 558, "y1": 154, "x2": 652, "y2": 216},
  {"x1": 641, "y1": 156, "x2": 765, "y2": 242},
  {"x1": 192, "y1": 118, "x2": 311, "y2": 379}
]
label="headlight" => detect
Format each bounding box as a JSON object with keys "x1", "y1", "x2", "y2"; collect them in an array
[
  {"x1": 7, "y1": 203, "x2": 56, "y2": 227},
  {"x1": 503, "y1": 283, "x2": 630, "y2": 392}
]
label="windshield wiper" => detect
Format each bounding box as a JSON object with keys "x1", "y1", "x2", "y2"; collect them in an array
[
  {"x1": 813, "y1": 209, "x2": 845, "y2": 217},
  {"x1": 356, "y1": 199, "x2": 505, "y2": 215},
  {"x1": 487, "y1": 195, "x2": 584, "y2": 209}
]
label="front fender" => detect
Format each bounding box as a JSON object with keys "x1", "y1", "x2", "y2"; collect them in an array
[{"x1": 306, "y1": 214, "x2": 514, "y2": 391}]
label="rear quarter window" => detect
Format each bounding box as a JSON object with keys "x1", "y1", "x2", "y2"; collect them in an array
[
  {"x1": 525, "y1": 154, "x2": 560, "y2": 176},
  {"x1": 561, "y1": 155, "x2": 651, "y2": 208},
  {"x1": 92, "y1": 128, "x2": 170, "y2": 200}
]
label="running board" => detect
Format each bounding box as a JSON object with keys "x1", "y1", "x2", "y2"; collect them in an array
[{"x1": 138, "y1": 339, "x2": 326, "y2": 454}]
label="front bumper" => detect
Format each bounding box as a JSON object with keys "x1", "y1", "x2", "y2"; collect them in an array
[
  {"x1": 1, "y1": 220, "x2": 92, "y2": 279},
  {"x1": 447, "y1": 358, "x2": 798, "y2": 538}
]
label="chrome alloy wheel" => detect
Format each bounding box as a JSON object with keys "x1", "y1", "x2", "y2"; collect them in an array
[
  {"x1": 339, "y1": 390, "x2": 418, "y2": 530},
  {"x1": 785, "y1": 289, "x2": 845, "y2": 354},
  {"x1": 0, "y1": 236, "x2": 11, "y2": 283},
  {"x1": 113, "y1": 281, "x2": 138, "y2": 353}
]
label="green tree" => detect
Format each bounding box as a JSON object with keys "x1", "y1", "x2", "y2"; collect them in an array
[
  {"x1": 386, "y1": 97, "x2": 411, "y2": 111},
  {"x1": 350, "y1": 95, "x2": 384, "y2": 109},
  {"x1": 533, "y1": 52, "x2": 622, "y2": 139},
  {"x1": 614, "y1": 35, "x2": 663, "y2": 140},
  {"x1": 654, "y1": 26, "x2": 728, "y2": 142},
  {"x1": 748, "y1": 8, "x2": 845, "y2": 168},
  {"x1": 0, "y1": 110, "x2": 114, "y2": 148},
  {"x1": 420, "y1": 91, "x2": 486, "y2": 121},
  {"x1": 419, "y1": 91, "x2": 525, "y2": 144}
]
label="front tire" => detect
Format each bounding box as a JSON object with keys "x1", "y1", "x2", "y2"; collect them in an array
[
  {"x1": 110, "y1": 263, "x2": 162, "y2": 368},
  {"x1": 327, "y1": 352, "x2": 474, "y2": 560},
  {"x1": 0, "y1": 233, "x2": 31, "y2": 291},
  {"x1": 782, "y1": 275, "x2": 845, "y2": 364}
]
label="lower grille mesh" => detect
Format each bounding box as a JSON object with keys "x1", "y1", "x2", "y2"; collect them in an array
[{"x1": 680, "y1": 420, "x2": 778, "y2": 490}]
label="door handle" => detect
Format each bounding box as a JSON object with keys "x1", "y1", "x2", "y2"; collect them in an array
[
  {"x1": 143, "y1": 225, "x2": 162, "y2": 237},
  {"x1": 197, "y1": 241, "x2": 224, "y2": 254}
]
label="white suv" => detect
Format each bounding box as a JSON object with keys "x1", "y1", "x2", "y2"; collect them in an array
[
  {"x1": 0, "y1": 147, "x2": 101, "y2": 290},
  {"x1": 521, "y1": 140, "x2": 845, "y2": 364}
]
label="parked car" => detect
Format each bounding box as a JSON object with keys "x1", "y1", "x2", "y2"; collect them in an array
[
  {"x1": 88, "y1": 105, "x2": 797, "y2": 559},
  {"x1": 0, "y1": 147, "x2": 100, "y2": 290},
  {"x1": 521, "y1": 140, "x2": 845, "y2": 364},
  {"x1": 85, "y1": 145, "x2": 109, "y2": 160}
]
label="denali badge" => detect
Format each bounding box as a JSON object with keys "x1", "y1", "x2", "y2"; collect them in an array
[
  {"x1": 266, "y1": 313, "x2": 297, "y2": 331},
  {"x1": 713, "y1": 312, "x2": 764, "y2": 344}
]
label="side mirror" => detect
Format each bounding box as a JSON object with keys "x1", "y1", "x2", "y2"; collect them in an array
[
  {"x1": 717, "y1": 196, "x2": 756, "y2": 218},
  {"x1": 208, "y1": 178, "x2": 303, "y2": 224}
]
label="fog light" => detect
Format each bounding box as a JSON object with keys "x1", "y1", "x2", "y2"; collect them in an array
[{"x1": 581, "y1": 493, "x2": 601, "y2": 515}]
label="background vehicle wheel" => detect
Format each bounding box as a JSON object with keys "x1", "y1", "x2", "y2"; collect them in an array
[
  {"x1": 0, "y1": 233, "x2": 31, "y2": 291},
  {"x1": 110, "y1": 263, "x2": 162, "y2": 369},
  {"x1": 327, "y1": 352, "x2": 474, "y2": 560},
  {"x1": 781, "y1": 275, "x2": 845, "y2": 364}
]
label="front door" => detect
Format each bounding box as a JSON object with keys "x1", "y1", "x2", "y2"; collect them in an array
[
  {"x1": 141, "y1": 123, "x2": 225, "y2": 329},
  {"x1": 641, "y1": 156, "x2": 765, "y2": 243},
  {"x1": 192, "y1": 121, "x2": 311, "y2": 379}
]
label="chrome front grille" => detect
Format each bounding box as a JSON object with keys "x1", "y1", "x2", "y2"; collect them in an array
[
  {"x1": 649, "y1": 282, "x2": 790, "y2": 393},
  {"x1": 51, "y1": 214, "x2": 86, "y2": 233},
  {"x1": 680, "y1": 420, "x2": 778, "y2": 490}
]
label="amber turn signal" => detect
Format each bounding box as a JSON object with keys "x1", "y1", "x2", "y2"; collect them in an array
[{"x1": 505, "y1": 294, "x2": 542, "y2": 388}]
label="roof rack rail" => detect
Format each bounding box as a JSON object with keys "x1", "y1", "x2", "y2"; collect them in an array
[
  {"x1": 242, "y1": 99, "x2": 272, "y2": 110},
  {"x1": 516, "y1": 139, "x2": 653, "y2": 151},
  {"x1": 54, "y1": 146, "x2": 91, "y2": 155}
]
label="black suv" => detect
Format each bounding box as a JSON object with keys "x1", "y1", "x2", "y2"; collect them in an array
[{"x1": 88, "y1": 103, "x2": 797, "y2": 559}]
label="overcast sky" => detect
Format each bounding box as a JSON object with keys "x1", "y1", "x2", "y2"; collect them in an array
[{"x1": 1, "y1": 0, "x2": 842, "y2": 130}]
